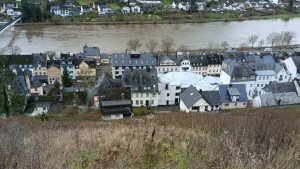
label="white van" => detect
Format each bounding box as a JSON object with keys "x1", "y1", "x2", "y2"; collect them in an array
[{"x1": 264, "y1": 48, "x2": 272, "y2": 52}]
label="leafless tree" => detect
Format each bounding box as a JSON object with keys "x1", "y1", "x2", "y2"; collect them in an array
[
  {"x1": 127, "y1": 39, "x2": 142, "y2": 51},
  {"x1": 282, "y1": 31, "x2": 296, "y2": 46},
  {"x1": 266, "y1": 32, "x2": 280, "y2": 47},
  {"x1": 177, "y1": 44, "x2": 190, "y2": 52},
  {"x1": 145, "y1": 39, "x2": 159, "y2": 54},
  {"x1": 258, "y1": 39, "x2": 264, "y2": 48},
  {"x1": 248, "y1": 35, "x2": 259, "y2": 48},
  {"x1": 207, "y1": 42, "x2": 216, "y2": 51},
  {"x1": 221, "y1": 41, "x2": 229, "y2": 49},
  {"x1": 10, "y1": 45, "x2": 22, "y2": 55},
  {"x1": 161, "y1": 37, "x2": 175, "y2": 55}
]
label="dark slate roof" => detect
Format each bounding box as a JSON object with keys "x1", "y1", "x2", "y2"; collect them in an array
[
  {"x1": 32, "y1": 53, "x2": 47, "y2": 67},
  {"x1": 262, "y1": 81, "x2": 297, "y2": 93},
  {"x1": 100, "y1": 53, "x2": 110, "y2": 60},
  {"x1": 122, "y1": 68, "x2": 158, "y2": 92},
  {"x1": 24, "y1": 103, "x2": 35, "y2": 114},
  {"x1": 180, "y1": 85, "x2": 202, "y2": 109},
  {"x1": 36, "y1": 102, "x2": 52, "y2": 108},
  {"x1": 292, "y1": 56, "x2": 300, "y2": 69},
  {"x1": 31, "y1": 78, "x2": 42, "y2": 88},
  {"x1": 8, "y1": 55, "x2": 33, "y2": 66},
  {"x1": 223, "y1": 66, "x2": 256, "y2": 78},
  {"x1": 201, "y1": 91, "x2": 221, "y2": 106},
  {"x1": 96, "y1": 73, "x2": 121, "y2": 89},
  {"x1": 219, "y1": 84, "x2": 248, "y2": 103},
  {"x1": 260, "y1": 92, "x2": 300, "y2": 107},
  {"x1": 10, "y1": 65, "x2": 23, "y2": 76},
  {"x1": 112, "y1": 51, "x2": 156, "y2": 67},
  {"x1": 102, "y1": 107, "x2": 132, "y2": 115},
  {"x1": 99, "y1": 88, "x2": 131, "y2": 101},
  {"x1": 47, "y1": 59, "x2": 60, "y2": 68},
  {"x1": 207, "y1": 53, "x2": 224, "y2": 64},
  {"x1": 190, "y1": 54, "x2": 208, "y2": 67},
  {"x1": 83, "y1": 46, "x2": 100, "y2": 56}
]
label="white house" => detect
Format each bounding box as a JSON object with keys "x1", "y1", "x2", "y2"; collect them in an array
[
  {"x1": 172, "y1": 1, "x2": 176, "y2": 8},
  {"x1": 283, "y1": 56, "x2": 300, "y2": 80},
  {"x1": 6, "y1": 8, "x2": 22, "y2": 16},
  {"x1": 60, "y1": 53, "x2": 76, "y2": 80},
  {"x1": 131, "y1": 6, "x2": 141, "y2": 14},
  {"x1": 122, "y1": 6, "x2": 130, "y2": 14},
  {"x1": 178, "y1": 2, "x2": 190, "y2": 10},
  {"x1": 97, "y1": 5, "x2": 113, "y2": 14},
  {"x1": 180, "y1": 85, "x2": 210, "y2": 112},
  {"x1": 30, "y1": 102, "x2": 52, "y2": 116}
]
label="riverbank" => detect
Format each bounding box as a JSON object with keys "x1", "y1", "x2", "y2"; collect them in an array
[{"x1": 13, "y1": 11, "x2": 300, "y2": 26}]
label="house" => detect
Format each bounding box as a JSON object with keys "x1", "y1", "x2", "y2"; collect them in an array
[
  {"x1": 10, "y1": 65, "x2": 29, "y2": 94},
  {"x1": 111, "y1": 51, "x2": 157, "y2": 79},
  {"x1": 28, "y1": 78, "x2": 44, "y2": 96},
  {"x1": 6, "y1": 8, "x2": 22, "y2": 16},
  {"x1": 219, "y1": 84, "x2": 248, "y2": 109},
  {"x1": 76, "y1": 45, "x2": 109, "y2": 65},
  {"x1": 32, "y1": 53, "x2": 47, "y2": 76},
  {"x1": 80, "y1": 5, "x2": 90, "y2": 14},
  {"x1": 92, "y1": 2, "x2": 101, "y2": 10},
  {"x1": 283, "y1": 56, "x2": 300, "y2": 80},
  {"x1": 30, "y1": 102, "x2": 52, "y2": 116},
  {"x1": 172, "y1": 1, "x2": 176, "y2": 8},
  {"x1": 131, "y1": 5, "x2": 141, "y2": 14},
  {"x1": 178, "y1": 2, "x2": 190, "y2": 10},
  {"x1": 7, "y1": 55, "x2": 34, "y2": 74},
  {"x1": 50, "y1": 6, "x2": 71, "y2": 17},
  {"x1": 180, "y1": 85, "x2": 210, "y2": 112},
  {"x1": 97, "y1": 4, "x2": 113, "y2": 14},
  {"x1": 122, "y1": 68, "x2": 159, "y2": 107},
  {"x1": 122, "y1": 6, "x2": 131, "y2": 14},
  {"x1": 93, "y1": 73, "x2": 122, "y2": 108},
  {"x1": 47, "y1": 59, "x2": 61, "y2": 85},
  {"x1": 156, "y1": 55, "x2": 179, "y2": 74},
  {"x1": 75, "y1": 58, "x2": 97, "y2": 85},
  {"x1": 157, "y1": 71, "x2": 220, "y2": 105},
  {"x1": 206, "y1": 53, "x2": 224, "y2": 76},
  {"x1": 100, "y1": 53, "x2": 110, "y2": 64},
  {"x1": 252, "y1": 80, "x2": 300, "y2": 107},
  {"x1": 66, "y1": 0, "x2": 75, "y2": 6},
  {"x1": 99, "y1": 88, "x2": 132, "y2": 120},
  {"x1": 60, "y1": 53, "x2": 76, "y2": 80},
  {"x1": 201, "y1": 90, "x2": 222, "y2": 111}
]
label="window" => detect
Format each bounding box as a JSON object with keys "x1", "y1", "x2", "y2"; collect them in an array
[
  {"x1": 165, "y1": 84, "x2": 169, "y2": 90},
  {"x1": 43, "y1": 107, "x2": 46, "y2": 110},
  {"x1": 151, "y1": 100, "x2": 154, "y2": 105},
  {"x1": 263, "y1": 76, "x2": 265, "y2": 80},
  {"x1": 266, "y1": 76, "x2": 269, "y2": 80},
  {"x1": 224, "y1": 103, "x2": 229, "y2": 106},
  {"x1": 261, "y1": 84, "x2": 263, "y2": 87},
  {"x1": 136, "y1": 100, "x2": 139, "y2": 105},
  {"x1": 257, "y1": 84, "x2": 259, "y2": 87},
  {"x1": 167, "y1": 93, "x2": 169, "y2": 96},
  {"x1": 140, "y1": 100, "x2": 143, "y2": 105}
]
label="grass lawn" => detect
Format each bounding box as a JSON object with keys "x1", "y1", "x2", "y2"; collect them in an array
[
  {"x1": 109, "y1": 3, "x2": 121, "y2": 11},
  {"x1": 76, "y1": 0, "x2": 94, "y2": 5}
]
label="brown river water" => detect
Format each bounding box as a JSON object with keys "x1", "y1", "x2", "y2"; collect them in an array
[{"x1": 0, "y1": 18, "x2": 300, "y2": 54}]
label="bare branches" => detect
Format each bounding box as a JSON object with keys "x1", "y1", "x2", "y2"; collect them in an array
[
  {"x1": 145, "y1": 39, "x2": 159, "y2": 54},
  {"x1": 127, "y1": 39, "x2": 142, "y2": 51},
  {"x1": 248, "y1": 34, "x2": 258, "y2": 48},
  {"x1": 10, "y1": 45, "x2": 22, "y2": 55},
  {"x1": 221, "y1": 41, "x2": 229, "y2": 50},
  {"x1": 161, "y1": 37, "x2": 175, "y2": 55},
  {"x1": 177, "y1": 44, "x2": 190, "y2": 52}
]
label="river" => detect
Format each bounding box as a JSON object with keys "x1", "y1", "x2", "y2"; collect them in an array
[{"x1": 0, "y1": 18, "x2": 300, "y2": 54}]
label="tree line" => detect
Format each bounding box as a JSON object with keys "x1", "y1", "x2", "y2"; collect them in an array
[{"x1": 21, "y1": 0, "x2": 51, "y2": 22}]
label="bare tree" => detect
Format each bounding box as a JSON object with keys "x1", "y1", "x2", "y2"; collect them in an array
[
  {"x1": 161, "y1": 37, "x2": 175, "y2": 55},
  {"x1": 10, "y1": 45, "x2": 22, "y2": 55},
  {"x1": 177, "y1": 44, "x2": 190, "y2": 52},
  {"x1": 145, "y1": 39, "x2": 159, "y2": 54},
  {"x1": 127, "y1": 39, "x2": 142, "y2": 51},
  {"x1": 282, "y1": 31, "x2": 296, "y2": 46},
  {"x1": 221, "y1": 41, "x2": 229, "y2": 49},
  {"x1": 258, "y1": 39, "x2": 264, "y2": 48},
  {"x1": 266, "y1": 32, "x2": 280, "y2": 47},
  {"x1": 248, "y1": 35, "x2": 259, "y2": 48}
]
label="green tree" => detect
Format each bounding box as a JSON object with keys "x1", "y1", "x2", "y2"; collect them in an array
[
  {"x1": 62, "y1": 65, "x2": 72, "y2": 87},
  {"x1": 189, "y1": 0, "x2": 198, "y2": 13},
  {"x1": 0, "y1": 56, "x2": 25, "y2": 115}
]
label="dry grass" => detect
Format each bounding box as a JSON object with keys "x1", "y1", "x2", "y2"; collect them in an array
[{"x1": 1, "y1": 107, "x2": 300, "y2": 168}]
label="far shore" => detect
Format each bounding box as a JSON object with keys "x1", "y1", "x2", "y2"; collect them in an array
[{"x1": 13, "y1": 15, "x2": 300, "y2": 26}]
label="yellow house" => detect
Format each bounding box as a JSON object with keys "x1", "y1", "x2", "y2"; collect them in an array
[
  {"x1": 75, "y1": 58, "x2": 97, "y2": 85},
  {"x1": 47, "y1": 61, "x2": 61, "y2": 84}
]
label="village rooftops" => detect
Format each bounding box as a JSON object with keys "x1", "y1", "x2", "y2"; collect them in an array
[
  {"x1": 112, "y1": 51, "x2": 156, "y2": 67},
  {"x1": 201, "y1": 91, "x2": 222, "y2": 106},
  {"x1": 32, "y1": 53, "x2": 47, "y2": 67},
  {"x1": 260, "y1": 92, "x2": 300, "y2": 107},
  {"x1": 83, "y1": 45, "x2": 100, "y2": 56}
]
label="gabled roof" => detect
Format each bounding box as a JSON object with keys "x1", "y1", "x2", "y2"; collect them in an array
[
  {"x1": 260, "y1": 92, "x2": 300, "y2": 107},
  {"x1": 201, "y1": 91, "x2": 221, "y2": 106},
  {"x1": 207, "y1": 53, "x2": 224, "y2": 64},
  {"x1": 122, "y1": 68, "x2": 158, "y2": 92},
  {"x1": 219, "y1": 84, "x2": 248, "y2": 103},
  {"x1": 292, "y1": 56, "x2": 300, "y2": 69},
  {"x1": 157, "y1": 55, "x2": 177, "y2": 65},
  {"x1": 190, "y1": 54, "x2": 208, "y2": 67},
  {"x1": 262, "y1": 81, "x2": 296, "y2": 93},
  {"x1": 83, "y1": 46, "x2": 100, "y2": 56},
  {"x1": 111, "y1": 52, "x2": 156, "y2": 67},
  {"x1": 180, "y1": 85, "x2": 202, "y2": 109},
  {"x1": 96, "y1": 73, "x2": 121, "y2": 89},
  {"x1": 33, "y1": 53, "x2": 47, "y2": 67}
]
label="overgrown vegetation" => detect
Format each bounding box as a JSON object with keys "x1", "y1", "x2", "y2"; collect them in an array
[{"x1": 0, "y1": 107, "x2": 300, "y2": 168}]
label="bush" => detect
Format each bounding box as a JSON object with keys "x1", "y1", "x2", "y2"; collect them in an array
[{"x1": 133, "y1": 107, "x2": 153, "y2": 116}]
